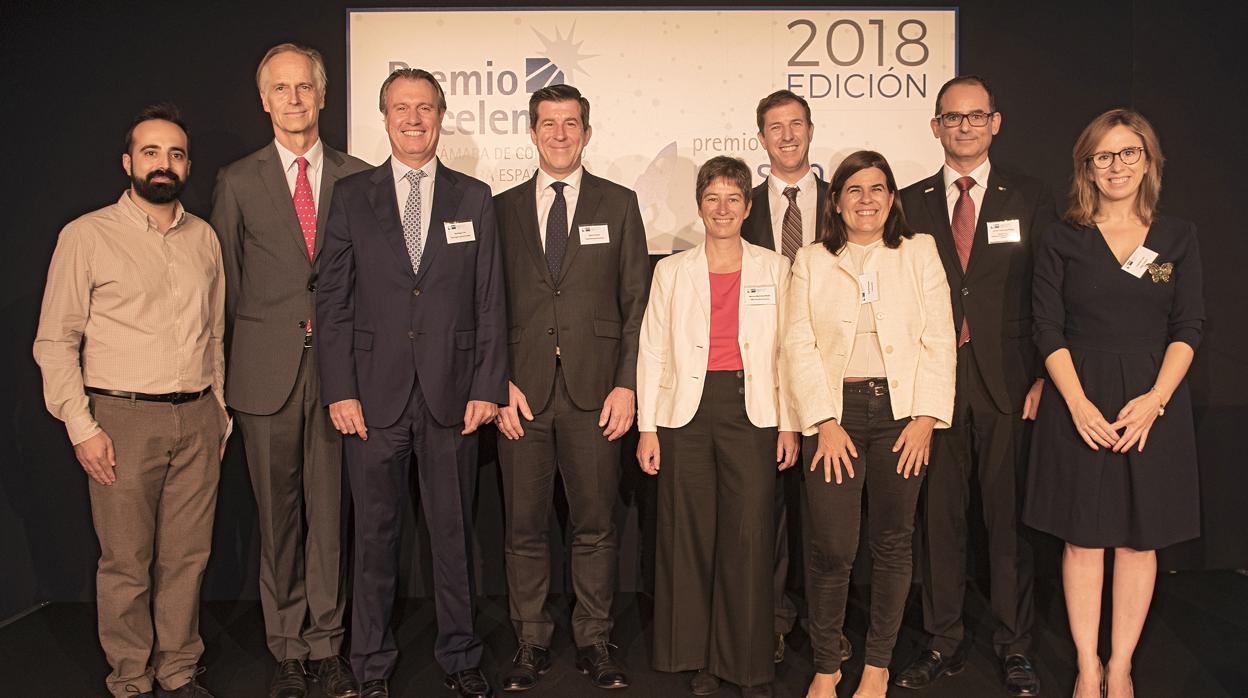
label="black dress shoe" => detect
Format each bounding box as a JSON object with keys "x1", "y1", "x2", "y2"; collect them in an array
[
  {"x1": 359, "y1": 679, "x2": 388, "y2": 698},
  {"x1": 444, "y1": 667, "x2": 494, "y2": 697},
  {"x1": 501, "y1": 643, "x2": 551, "y2": 692},
  {"x1": 840, "y1": 634, "x2": 854, "y2": 662},
  {"x1": 894, "y1": 650, "x2": 965, "y2": 689},
  {"x1": 1003, "y1": 654, "x2": 1040, "y2": 697},
  {"x1": 156, "y1": 675, "x2": 215, "y2": 697},
  {"x1": 269, "y1": 659, "x2": 308, "y2": 698},
  {"x1": 575, "y1": 641, "x2": 629, "y2": 690},
  {"x1": 311, "y1": 655, "x2": 360, "y2": 698},
  {"x1": 690, "y1": 669, "x2": 721, "y2": 695}
]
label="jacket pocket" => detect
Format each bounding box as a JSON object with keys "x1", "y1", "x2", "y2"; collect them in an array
[
  {"x1": 353, "y1": 330, "x2": 373, "y2": 351},
  {"x1": 508, "y1": 326, "x2": 524, "y2": 344},
  {"x1": 593, "y1": 319, "x2": 622, "y2": 339},
  {"x1": 455, "y1": 330, "x2": 476, "y2": 350}
]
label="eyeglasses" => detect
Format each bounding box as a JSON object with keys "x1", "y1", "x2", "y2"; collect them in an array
[
  {"x1": 1088, "y1": 146, "x2": 1146, "y2": 169},
  {"x1": 937, "y1": 111, "x2": 995, "y2": 128}
]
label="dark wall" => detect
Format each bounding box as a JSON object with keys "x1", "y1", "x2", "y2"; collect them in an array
[{"x1": 2, "y1": 0, "x2": 1246, "y2": 622}]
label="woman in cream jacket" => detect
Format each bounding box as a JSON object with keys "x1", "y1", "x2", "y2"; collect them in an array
[
  {"x1": 637, "y1": 156, "x2": 798, "y2": 698},
  {"x1": 783, "y1": 151, "x2": 955, "y2": 698}
]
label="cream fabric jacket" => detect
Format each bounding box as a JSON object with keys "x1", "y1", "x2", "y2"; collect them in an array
[
  {"x1": 637, "y1": 239, "x2": 798, "y2": 432},
  {"x1": 783, "y1": 233, "x2": 956, "y2": 435}
]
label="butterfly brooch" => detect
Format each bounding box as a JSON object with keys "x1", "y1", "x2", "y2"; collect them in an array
[{"x1": 1146, "y1": 262, "x2": 1173, "y2": 283}]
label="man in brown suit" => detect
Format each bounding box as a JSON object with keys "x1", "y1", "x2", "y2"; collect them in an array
[
  {"x1": 209, "y1": 43, "x2": 369, "y2": 698},
  {"x1": 493, "y1": 84, "x2": 650, "y2": 692}
]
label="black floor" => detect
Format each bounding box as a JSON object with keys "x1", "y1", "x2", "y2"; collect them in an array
[{"x1": 2, "y1": 573, "x2": 1246, "y2": 697}]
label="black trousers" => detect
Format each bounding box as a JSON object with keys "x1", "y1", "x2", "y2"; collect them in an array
[
  {"x1": 652, "y1": 371, "x2": 776, "y2": 688},
  {"x1": 773, "y1": 466, "x2": 800, "y2": 635},
  {"x1": 497, "y1": 364, "x2": 619, "y2": 648},
  {"x1": 920, "y1": 344, "x2": 1034, "y2": 657},
  {"x1": 345, "y1": 375, "x2": 482, "y2": 680},
  {"x1": 804, "y1": 381, "x2": 922, "y2": 674}
]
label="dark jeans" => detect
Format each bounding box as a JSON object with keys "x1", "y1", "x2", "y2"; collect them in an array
[{"x1": 804, "y1": 380, "x2": 924, "y2": 674}]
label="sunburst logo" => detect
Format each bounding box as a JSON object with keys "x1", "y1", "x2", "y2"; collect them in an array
[{"x1": 525, "y1": 23, "x2": 598, "y2": 93}]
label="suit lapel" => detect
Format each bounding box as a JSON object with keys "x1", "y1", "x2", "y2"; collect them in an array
[
  {"x1": 747, "y1": 184, "x2": 774, "y2": 250},
  {"x1": 513, "y1": 175, "x2": 553, "y2": 286},
  {"x1": 415, "y1": 159, "x2": 463, "y2": 287},
  {"x1": 814, "y1": 175, "x2": 829, "y2": 241},
  {"x1": 559, "y1": 171, "x2": 603, "y2": 284},
  {"x1": 365, "y1": 159, "x2": 415, "y2": 281},
  {"x1": 682, "y1": 243, "x2": 712, "y2": 324},
  {"x1": 313, "y1": 146, "x2": 346, "y2": 261},
  {"x1": 966, "y1": 169, "x2": 1012, "y2": 279},
  {"x1": 257, "y1": 144, "x2": 312, "y2": 266},
  {"x1": 921, "y1": 170, "x2": 963, "y2": 284}
]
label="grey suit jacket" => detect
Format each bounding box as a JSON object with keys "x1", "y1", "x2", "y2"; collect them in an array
[
  {"x1": 210, "y1": 141, "x2": 371, "y2": 415},
  {"x1": 494, "y1": 170, "x2": 651, "y2": 414}
]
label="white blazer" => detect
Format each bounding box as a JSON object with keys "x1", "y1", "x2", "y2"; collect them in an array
[
  {"x1": 782, "y1": 233, "x2": 956, "y2": 435},
  {"x1": 637, "y1": 239, "x2": 798, "y2": 432}
]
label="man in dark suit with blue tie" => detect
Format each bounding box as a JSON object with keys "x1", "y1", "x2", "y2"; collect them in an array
[{"x1": 316, "y1": 68, "x2": 507, "y2": 698}]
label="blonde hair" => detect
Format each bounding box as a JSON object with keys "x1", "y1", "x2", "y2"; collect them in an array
[
  {"x1": 255, "y1": 43, "x2": 327, "y2": 95},
  {"x1": 1065, "y1": 108, "x2": 1164, "y2": 227}
]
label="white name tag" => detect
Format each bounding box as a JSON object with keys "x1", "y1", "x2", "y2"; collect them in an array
[
  {"x1": 444, "y1": 221, "x2": 476, "y2": 244},
  {"x1": 1121, "y1": 245, "x2": 1159, "y2": 278},
  {"x1": 859, "y1": 271, "x2": 880, "y2": 304},
  {"x1": 987, "y1": 219, "x2": 1022, "y2": 244},
  {"x1": 578, "y1": 224, "x2": 610, "y2": 245},
  {"x1": 743, "y1": 285, "x2": 776, "y2": 306}
]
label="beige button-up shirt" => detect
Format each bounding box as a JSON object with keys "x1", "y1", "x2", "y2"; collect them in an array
[{"x1": 33, "y1": 191, "x2": 226, "y2": 444}]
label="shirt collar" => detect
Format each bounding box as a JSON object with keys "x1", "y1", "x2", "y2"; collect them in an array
[
  {"x1": 391, "y1": 156, "x2": 438, "y2": 186},
  {"x1": 274, "y1": 138, "x2": 323, "y2": 174},
  {"x1": 117, "y1": 190, "x2": 187, "y2": 231},
  {"x1": 942, "y1": 158, "x2": 992, "y2": 192},
  {"x1": 768, "y1": 169, "x2": 817, "y2": 197},
  {"x1": 536, "y1": 165, "x2": 584, "y2": 193}
]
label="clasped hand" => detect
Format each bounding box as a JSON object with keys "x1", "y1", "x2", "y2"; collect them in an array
[{"x1": 1068, "y1": 391, "x2": 1162, "y2": 452}]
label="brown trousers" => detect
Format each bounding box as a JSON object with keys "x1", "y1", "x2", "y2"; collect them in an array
[
  {"x1": 88, "y1": 392, "x2": 223, "y2": 697},
  {"x1": 237, "y1": 345, "x2": 346, "y2": 662}
]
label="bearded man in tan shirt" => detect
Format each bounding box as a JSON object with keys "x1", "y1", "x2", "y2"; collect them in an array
[{"x1": 33, "y1": 103, "x2": 228, "y2": 698}]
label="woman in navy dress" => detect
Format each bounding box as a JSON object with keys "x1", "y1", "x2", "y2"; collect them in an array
[{"x1": 1025, "y1": 109, "x2": 1203, "y2": 698}]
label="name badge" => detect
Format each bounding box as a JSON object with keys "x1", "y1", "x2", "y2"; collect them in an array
[
  {"x1": 987, "y1": 219, "x2": 1022, "y2": 244},
  {"x1": 744, "y1": 285, "x2": 776, "y2": 306},
  {"x1": 859, "y1": 271, "x2": 880, "y2": 304},
  {"x1": 1121, "y1": 245, "x2": 1159, "y2": 278},
  {"x1": 444, "y1": 221, "x2": 475, "y2": 244},
  {"x1": 579, "y1": 224, "x2": 610, "y2": 245}
]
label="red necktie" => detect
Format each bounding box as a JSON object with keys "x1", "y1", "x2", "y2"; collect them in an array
[
  {"x1": 951, "y1": 176, "x2": 975, "y2": 346},
  {"x1": 294, "y1": 156, "x2": 316, "y2": 259}
]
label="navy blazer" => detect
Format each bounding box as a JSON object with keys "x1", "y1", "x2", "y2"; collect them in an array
[
  {"x1": 740, "y1": 174, "x2": 829, "y2": 251},
  {"x1": 316, "y1": 158, "x2": 508, "y2": 428}
]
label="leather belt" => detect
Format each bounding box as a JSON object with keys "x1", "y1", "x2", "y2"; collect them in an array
[
  {"x1": 86, "y1": 386, "x2": 212, "y2": 404},
  {"x1": 843, "y1": 379, "x2": 889, "y2": 397}
]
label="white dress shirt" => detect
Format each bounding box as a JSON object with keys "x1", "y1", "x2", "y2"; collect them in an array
[
  {"x1": 766, "y1": 169, "x2": 819, "y2": 252},
  {"x1": 942, "y1": 158, "x2": 992, "y2": 228},
  {"x1": 535, "y1": 166, "x2": 584, "y2": 249},
  {"x1": 391, "y1": 157, "x2": 438, "y2": 229},
  {"x1": 274, "y1": 138, "x2": 324, "y2": 208}
]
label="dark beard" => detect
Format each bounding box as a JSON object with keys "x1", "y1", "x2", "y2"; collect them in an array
[{"x1": 132, "y1": 169, "x2": 185, "y2": 204}]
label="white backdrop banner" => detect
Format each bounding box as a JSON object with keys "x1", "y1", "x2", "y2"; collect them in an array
[{"x1": 348, "y1": 8, "x2": 957, "y2": 252}]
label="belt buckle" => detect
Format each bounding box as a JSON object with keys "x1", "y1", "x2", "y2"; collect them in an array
[{"x1": 871, "y1": 382, "x2": 887, "y2": 398}]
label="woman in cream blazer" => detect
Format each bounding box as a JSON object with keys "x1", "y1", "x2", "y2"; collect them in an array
[
  {"x1": 783, "y1": 151, "x2": 955, "y2": 698},
  {"x1": 637, "y1": 157, "x2": 798, "y2": 697}
]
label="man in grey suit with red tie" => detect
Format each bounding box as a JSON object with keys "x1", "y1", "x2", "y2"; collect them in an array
[
  {"x1": 895, "y1": 75, "x2": 1054, "y2": 697},
  {"x1": 492, "y1": 84, "x2": 649, "y2": 693},
  {"x1": 210, "y1": 43, "x2": 369, "y2": 698},
  {"x1": 316, "y1": 68, "x2": 506, "y2": 698}
]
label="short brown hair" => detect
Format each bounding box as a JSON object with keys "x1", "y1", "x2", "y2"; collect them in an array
[
  {"x1": 755, "y1": 90, "x2": 812, "y2": 133},
  {"x1": 695, "y1": 156, "x2": 752, "y2": 203},
  {"x1": 1064, "y1": 108, "x2": 1164, "y2": 227},
  {"x1": 255, "y1": 43, "x2": 327, "y2": 95},
  {"x1": 378, "y1": 68, "x2": 447, "y2": 114},
  {"x1": 528, "y1": 84, "x2": 590, "y2": 130},
  {"x1": 933, "y1": 74, "x2": 996, "y2": 116},
  {"x1": 821, "y1": 150, "x2": 913, "y2": 254}
]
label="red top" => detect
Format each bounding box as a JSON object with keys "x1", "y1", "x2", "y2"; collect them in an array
[{"x1": 707, "y1": 270, "x2": 743, "y2": 371}]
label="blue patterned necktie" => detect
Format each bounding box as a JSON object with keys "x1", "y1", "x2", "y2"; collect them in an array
[
  {"x1": 402, "y1": 168, "x2": 427, "y2": 274},
  {"x1": 545, "y1": 181, "x2": 569, "y2": 279}
]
